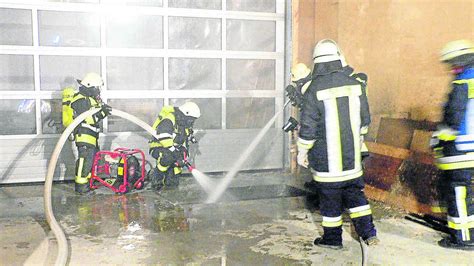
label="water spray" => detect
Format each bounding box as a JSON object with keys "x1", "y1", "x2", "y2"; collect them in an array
[{"x1": 205, "y1": 100, "x2": 291, "y2": 203}]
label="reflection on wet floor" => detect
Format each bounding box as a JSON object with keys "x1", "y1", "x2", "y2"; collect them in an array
[
  {"x1": 53, "y1": 183, "x2": 317, "y2": 237},
  {"x1": 3, "y1": 171, "x2": 469, "y2": 265}
]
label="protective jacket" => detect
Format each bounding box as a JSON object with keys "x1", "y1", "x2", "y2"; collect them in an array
[
  {"x1": 434, "y1": 66, "x2": 474, "y2": 245},
  {"x1": 70, "y1": 88, "x2": 107, "y2": 147},
  {"x1": 299, "y1": 61, "x2": 371, "y2": 183},
  {"x1": 149, "y1": 106, "x2": 192, "y2": 172},
  {"x1": 435, "y1": 67, "x2": 474, "y2": 170}
]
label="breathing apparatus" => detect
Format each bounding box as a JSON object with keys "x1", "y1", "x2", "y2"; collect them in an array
[{"x1": 282, "y1": 63, "x2": 312, "y2": 132}]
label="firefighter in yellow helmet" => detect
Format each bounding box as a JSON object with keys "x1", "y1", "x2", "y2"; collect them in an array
[
  {"x1": 71, "y1": 72, "x2": 111, "y2": 194},
  {"x1": 431, "y1": 40, "x2": 474, "y2": 250},
  {"x1": 282, "y1": 63, "x2": 312, "y2": 132},
  {"x1": 148, "y1": 101, "x2": 200, "y2": 190}
]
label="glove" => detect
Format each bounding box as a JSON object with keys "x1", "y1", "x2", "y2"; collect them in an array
[
  {"x1": 297, "y1": 148, "x2": 309, "y2": 168},
  {"x1": 172, "y1": 145, "x2": 187, "y2": 161},
  {"x1": 101, "y1": 104, "x2": 112, "y2": 116},
  {"x1": 187, "y1": 128, "x2": 198, "y2": 144}
]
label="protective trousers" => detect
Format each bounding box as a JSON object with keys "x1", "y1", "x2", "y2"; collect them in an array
[
  {"x1": 150, "y1": 148, "x2": 180, "y2": 189},
  {"x1": 318, "y1": 178, "x2": 376, "y2": 245},
  {"x1": 440, "y1": 169, "x2": 474, "y2": 243},
  {"x1": 75, "y1": 145, "x2": 98, "y2": 187}
]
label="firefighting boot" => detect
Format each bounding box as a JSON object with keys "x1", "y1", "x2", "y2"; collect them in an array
[
  {"x1": 164, "y1": 169, "x2": 178, "y2": 188},
  {"x1": 75, "y1": 182, "x2": 91, "y2": 194},
  {"x1": 364, "y1": 236, "x2": 380, "y2": 246},
  {"x1": 313, "y1": 237, "x2": 343, "y2": 250},
  {"x1": 150, "y1": 168, "x2": 166, "y2": 191},
  {"x1": 438, "y1": 237, "x2": 474, "y2": 250}
]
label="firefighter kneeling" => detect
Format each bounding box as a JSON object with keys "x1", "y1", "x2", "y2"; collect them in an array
[{"x1": 148, "y1": 102, "x2": 200, "y2": 190}]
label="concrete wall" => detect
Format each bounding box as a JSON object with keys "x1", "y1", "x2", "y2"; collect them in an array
[{"x1": 295, "y1": 0, "x2": 474, "y2": 139}]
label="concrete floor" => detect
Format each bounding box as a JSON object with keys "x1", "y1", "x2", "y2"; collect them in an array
[{"x1": 1, "y1": 170, "x2": 472, "y2": 265}]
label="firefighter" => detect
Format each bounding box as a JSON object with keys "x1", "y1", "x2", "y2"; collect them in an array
[
  {"x1": 149, "y1": 101, "x2": 200, "y2": 190},
  {"x1": 431, "y1": 39, "x2": 474, "y2": 250},
  {"x1": 297, "y1": 39, "x2": 378, "y2": 249},
  {"x1": 312, "y1": 40, "x2": 370, "y2": 161},
  {"x1": 71, "y1": 72, "x2": 111, "y2": 194}
]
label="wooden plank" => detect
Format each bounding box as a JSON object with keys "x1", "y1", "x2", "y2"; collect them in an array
[
  {"x1": 366, "y1": 185, "x2": 435, "y2": 215},
  {"x1": 366, "y1": 142, "x2": 410, "y2": 159}
]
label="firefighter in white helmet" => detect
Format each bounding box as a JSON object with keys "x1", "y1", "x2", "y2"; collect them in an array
[
  {"x1": 148, "y1": 101, "x2": 201, "y2": 190},
  {"x1": 312, "y1": 39, "x2": 370, "y2": 161},
  {"x1": 299, "y1": 39, "x2": 377, "y2": 249},
  {"x1": 71, "y1": 72, "x2": 111, "y2": 194},
  {"x1": 432, "y1": 39, "x2": 474, "y2": 250}
]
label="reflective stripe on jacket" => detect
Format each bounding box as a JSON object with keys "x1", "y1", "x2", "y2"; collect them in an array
[
  {"x1": 436, "y1": 67, "x2": 474, "y2": 170},
  {"x1": 300, "y1": 60, "x2": 370, "y2": 183},
  {"x1": 149, "y1": 106, "x2": 191, "y2": 151},
  {"x1": 71, "y1": 93, "x2": 101, "y2": 147}
]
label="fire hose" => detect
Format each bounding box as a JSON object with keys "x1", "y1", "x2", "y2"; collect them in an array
[{"x1": 44, "y1": 108, "x2": 161, "y2": 266}]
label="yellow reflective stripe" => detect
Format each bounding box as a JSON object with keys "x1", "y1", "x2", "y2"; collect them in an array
[
  {"x1": 158, "y1": 164, "x2": 168, "y2": 171},
  {"x1": 117, "y1": 158, "x2": 124, "y2": 176},
  {"x1": 157, "y1": 153, "x2": 168, "y2": 172},
  {"x1": 149, "y1": 142, "x2": 161, "y2": 148},
  {"x1": 350, "y1": 209, "x2": 372, "y2": 219},
  {"x1": 160, "y1": 139, "x2": 173, "y2": 148},
  {"x1": 76, "y1": 134, "x2": 97, "y2": 145},
  {"x1": 322, "y1": 220, "x2": 343, "y2": 227},
  {"x1": 435, "y1": 161, "x2": 474, "y2": 170},
  {"x1": 313, "y1": 170, "x2": 363, "y2": 182},
  {"x1": 75, "y1": 158, "x2": 86, "y2": 183},
  {"x1": 438, "y1": 133, "x2": 457, "y2": 141},
  {"x1": 174, "y1": 167, "x2": 182, "y2": 174},
  {"x1": 456, "y1": 186, "x2": 467, "y2": 201},
  {"x1": 431, "y1": 206, "x2": 447, "y2": 213},
  {"x1": 447, "y1": 221, "x2": 474, "y2": 230},
  {"x1": 316, "y1": 85, "x2": 362, "y2": 100}
]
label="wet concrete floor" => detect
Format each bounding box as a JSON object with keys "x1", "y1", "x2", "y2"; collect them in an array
[{"x1": 1, "y1": 171, "x2": 472, "y2": 265}]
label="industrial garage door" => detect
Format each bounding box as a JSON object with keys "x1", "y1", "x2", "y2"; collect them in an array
[{"x1": 0, "y1": 0, "x2": 286, "y2": 183}]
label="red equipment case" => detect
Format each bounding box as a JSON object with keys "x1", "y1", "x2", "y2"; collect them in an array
[{"x1": 90, "y1": 148, "x2": 145, "y2": 194}]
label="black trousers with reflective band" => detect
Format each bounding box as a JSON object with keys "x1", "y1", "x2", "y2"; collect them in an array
[
  {"x1": 439, "y1": 169, "x2": 474, "y2": 243},
  {"x1": 318, "y1": 177, "x2": 376, "y2": 245}
]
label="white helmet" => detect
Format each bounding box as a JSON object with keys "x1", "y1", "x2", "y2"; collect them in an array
[
  {"x1": 79, "y1": 72, "x2": 103, "y2": 88},
  {"x1": 290, "y1": 63, "x2": 311, "y2": 82},
  {"x1": 313, "y1": 39, "x2": 343, "y2": 64},
  {"x1": 440, "y1": 39, "x2": 474, "y2": 62},
  {"x1": 178, "y1": 101, "x2": 201, "y2": 118}
]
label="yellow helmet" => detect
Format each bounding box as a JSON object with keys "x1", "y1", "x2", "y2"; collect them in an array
[
  {"x1": 79, "y1": 72, "x2": 103, "y2": 88},
  {"x1": 440, "y1": 40, "x2": 474, "y2": 62},
  {"x1": 178, "y1": 101, "x2": 201, "y2": 118},
  {"x1": 290, "y1": 63, "x2": 311, "y2": 82}
]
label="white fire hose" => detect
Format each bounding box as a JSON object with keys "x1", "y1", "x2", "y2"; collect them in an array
[{"x1": 44, "y1": 108, "x2": 159, "y2": 266}]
